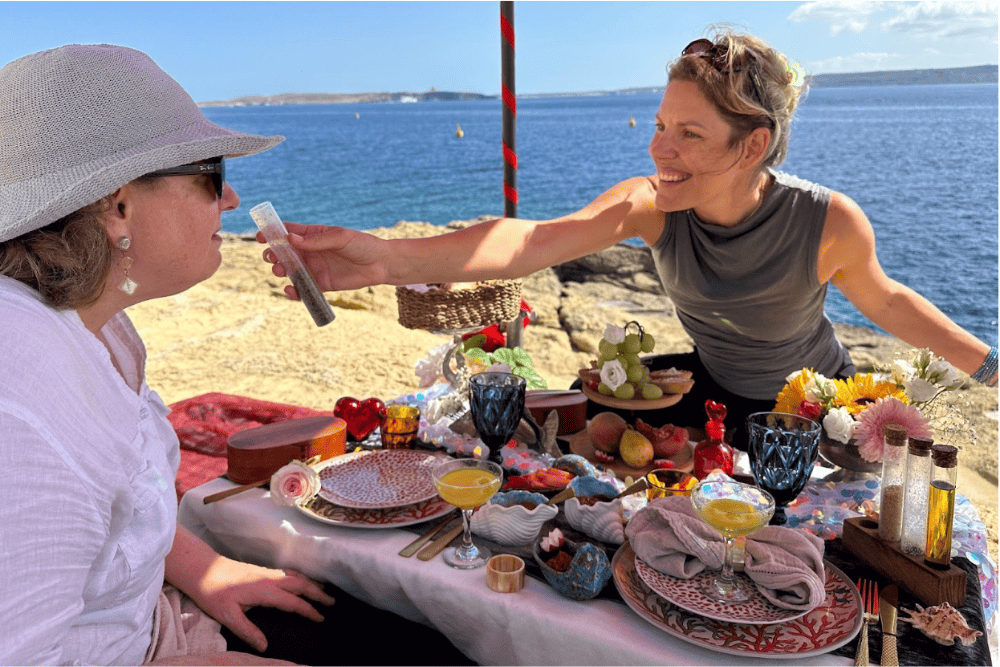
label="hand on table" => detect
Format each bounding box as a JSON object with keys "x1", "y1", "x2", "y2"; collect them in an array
[{"x1": 189, "y1": 557, "x2": 335, "y2": 654}]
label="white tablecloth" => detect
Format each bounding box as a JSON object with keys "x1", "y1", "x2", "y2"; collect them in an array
[{"x1": 178, "y1": 478, "x2": 852, "y2": 666}]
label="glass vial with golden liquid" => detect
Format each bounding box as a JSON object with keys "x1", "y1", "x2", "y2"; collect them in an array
[
  {"x1": 877, "y1": 424, "x2": 908, "y2": 542},
  {"x1": 900, "y1": 436, "x2": 933, "y2": 555},
  {"x1": 925, "y1": 444, "x2": 959, "y2": 568}
]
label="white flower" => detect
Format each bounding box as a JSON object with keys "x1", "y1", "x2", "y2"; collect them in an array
[
  {"x1": 904, "y1": 377, "x2": 940, "y2": 404},
  {"x1": 599, "y1": 359, "x2": 628, "y2": 391},
  {"x1": 270, "y1": 460, "x2": 321, "y2": 507},
  {"x1": 926, "y1": 360, "x2": 962, "y2": 388},
  {"x1": 803, "y1": 373, "x2": 836, "y2": 404},
  {"x1": 603, "y1": 324, "x2": 625, "y2": 345},
  {"x1": 823, "y1": 407, "x2": 858, "y2": 444},
  {"x1": 785, "y1": 369, "x2": 807, "y2": 383},
  {"x1": 486, "y1": 362, "x2": 513, "y2": 374},
  {"x1": 890, "y1": 360, "x2": 916, "y2": 385}
]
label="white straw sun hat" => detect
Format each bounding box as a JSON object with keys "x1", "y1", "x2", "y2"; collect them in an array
[{"x1": 0, "y1": 44, "x2": 284, "y2": 243}]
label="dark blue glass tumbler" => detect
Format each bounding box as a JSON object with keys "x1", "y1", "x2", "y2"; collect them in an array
[
  {"x1": 469, "y1": 372, "x2": 526, "y2": 467},
  {"x1": 746, "y1": 412, "x2": 822, "y2": 525}
]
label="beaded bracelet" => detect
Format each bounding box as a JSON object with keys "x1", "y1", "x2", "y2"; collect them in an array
[{"x1": 971, "y1": 345, "x2": 998, "y2": 387}]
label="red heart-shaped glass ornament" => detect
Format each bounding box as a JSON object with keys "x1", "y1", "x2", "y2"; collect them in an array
[
  {"x1": 704, "y1": 400, "x2": 727, "y2": 423},
  {"x1": 334, "y1": 396, "x2": 386, "y2": 440}
]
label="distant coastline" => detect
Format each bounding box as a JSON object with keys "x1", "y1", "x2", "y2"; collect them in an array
[{"x1": 199, "y1": 64, "x2": 997, "y2": 107}]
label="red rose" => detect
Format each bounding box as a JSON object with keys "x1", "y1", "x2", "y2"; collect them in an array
[{"x1": 797, "y1": 400, "x2": 823, "y2": 421}]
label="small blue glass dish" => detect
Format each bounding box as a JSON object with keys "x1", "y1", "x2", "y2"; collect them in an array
[{"x1": 533, "y1": 537, "x2": 612, "y2": 601}]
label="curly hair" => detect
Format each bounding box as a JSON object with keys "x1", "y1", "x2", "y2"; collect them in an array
[
  {"x1": 0, "y1": 196, "x2": 117, "y2": 310},
  {"x1": 669, "y1": 26, "x2": 807, "y2": 168}
]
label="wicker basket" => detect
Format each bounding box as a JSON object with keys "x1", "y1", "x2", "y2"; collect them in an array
[{"x1": 396, "y1": 280, "x2": 522, "y2": 332}]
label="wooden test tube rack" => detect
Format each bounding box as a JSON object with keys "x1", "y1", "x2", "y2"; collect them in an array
[{"x1": 842, "y1": 516, "x2": 966, "y2": 606}]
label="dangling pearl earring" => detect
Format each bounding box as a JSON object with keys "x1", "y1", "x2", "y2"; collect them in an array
[{"x1": 117, "y1": 236, "x2": 138, "y2": 295}]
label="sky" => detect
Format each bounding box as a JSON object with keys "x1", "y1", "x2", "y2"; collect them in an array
[{"x1": 2, "y1": 1, "x2": 997, "y2": 102}]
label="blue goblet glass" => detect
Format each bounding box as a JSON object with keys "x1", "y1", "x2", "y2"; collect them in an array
[
  {"x1": 746, "y1": 412, "x2": 822, "y2": 525},
  {"x1": 469, "y1": 372, "x2": 526, "y2": 466}
]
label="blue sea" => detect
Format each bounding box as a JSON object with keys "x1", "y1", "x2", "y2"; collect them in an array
[{"x1": 206, "y1": 83, "x2": 999, "y2": 347}]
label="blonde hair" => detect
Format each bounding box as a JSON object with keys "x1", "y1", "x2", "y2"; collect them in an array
[
  {"x1": 669, "y1": 27, "x2": 807, "y2": 167},
  {"x1": 0, "y1": 196, "x2": 117, "y2": 310}
]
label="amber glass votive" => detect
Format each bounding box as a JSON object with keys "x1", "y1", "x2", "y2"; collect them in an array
[
  {"x1": 380, "y1": 405, "x2": 420, "y2": 449},
  {"x1": 645, "y1": 469, "x2": 697, "y2": 501}
]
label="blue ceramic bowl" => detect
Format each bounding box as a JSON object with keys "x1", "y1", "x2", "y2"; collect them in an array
[{"x1": 533, "y1": 537, "x2": 612, "y2": 601}]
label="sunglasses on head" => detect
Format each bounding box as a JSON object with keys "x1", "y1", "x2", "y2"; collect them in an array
[
  {"x1": 145, "y1": 156, "x2": 226, "y2": 198},
  {"x1": 682, "y1": 38, "x2": 768, "y2": 113}
]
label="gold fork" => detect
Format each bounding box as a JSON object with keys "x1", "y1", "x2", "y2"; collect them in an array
[{"x1": 854, "y1": 579, "x2": 879, "y2": 666}]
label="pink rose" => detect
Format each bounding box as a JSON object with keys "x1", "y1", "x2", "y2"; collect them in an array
[{"x1": 270, "y1": 460, "x2": 321, "y2": 506}]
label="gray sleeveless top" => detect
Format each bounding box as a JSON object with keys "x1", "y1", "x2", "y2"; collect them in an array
[{"x1": 651, "y1": 170, "x2": 854, "y2": 399}]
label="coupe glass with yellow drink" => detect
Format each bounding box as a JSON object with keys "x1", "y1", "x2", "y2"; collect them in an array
[
  {"x1": 691, "y1": 479, "x2": 775, "y2": 602},
  {"x1": 431, "y1": 458, "x2": 503, "y2": 569}
]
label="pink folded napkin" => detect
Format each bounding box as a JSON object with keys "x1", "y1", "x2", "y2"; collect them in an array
[{"x1": 625, "y1": 495, "x2": 826, "y2": 611}]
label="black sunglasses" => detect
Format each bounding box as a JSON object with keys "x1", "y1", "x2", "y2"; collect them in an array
[
  {"x1": 145, "y1": 156, "x2": 226, "y2": 198},
  {"x1": 682, "y1": 38, "x2": 768, "y2": 114}
]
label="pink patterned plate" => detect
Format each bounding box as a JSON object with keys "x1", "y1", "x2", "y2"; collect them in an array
[
  {"x1": 613, "y1": 541, "x2": 861, "y2": 659},
  {"x1": 634, "y1": 557, "x2": 813, "y2": 624},
  {"x1": 298, "y1": 493, "x2": 455, "y2": 529},
  {"x1": 318, "y1": 450, "x2": 447, "y2": 509}
]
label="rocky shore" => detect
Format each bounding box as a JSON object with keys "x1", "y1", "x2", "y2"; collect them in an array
[{"x1": 126, "y1": 218, "x2": 998, "y2": 559}]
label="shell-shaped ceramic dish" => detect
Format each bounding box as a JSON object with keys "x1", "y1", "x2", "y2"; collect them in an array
[
  {"x1": 565, "y1": 477, "x2": 625, "y2": 545},
  {"x1": 470, "y1": 491, "x2": 558, "y2": 546},
  {"x1": 533, "y1": 537, "x2": 613, "y2": 601}
]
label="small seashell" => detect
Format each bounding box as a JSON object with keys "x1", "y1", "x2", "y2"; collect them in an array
[
  {"x1": 533, "y1": 537, "x2": 612, "y2": 600},
  {"x1": 900, "y1": 602, "x2": 983, "y2": 646}
]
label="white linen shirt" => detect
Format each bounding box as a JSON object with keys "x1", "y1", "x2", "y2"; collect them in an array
[{"x1": 0, "y1": 277, "x2": 179, "y2": 666}]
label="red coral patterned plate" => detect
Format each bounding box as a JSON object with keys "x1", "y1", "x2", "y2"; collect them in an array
[
  {"x1": 634, "y1": 557, "x2": 814, "y2": 624},
  {"x1": 317, "y1": 450, "x2": 447, "y2": 509},
  {"x1": 613, "y1": 541, "x2": 861, "y2": 658},
  {"x1": 298, "y1": 492, "x2": 455, "y2": 529}
]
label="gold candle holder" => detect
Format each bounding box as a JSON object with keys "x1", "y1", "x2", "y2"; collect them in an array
[{"x1": 380, "y1": 405, "x2": 421, "y2": 449}]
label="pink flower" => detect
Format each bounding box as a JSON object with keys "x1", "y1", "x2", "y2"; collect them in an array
[
  {"x1": 270, "y1": 460, "x2": 321, "y2": 506},
  {"x1": 854, "y1": 397, "x2": 932, "y2": 462}
]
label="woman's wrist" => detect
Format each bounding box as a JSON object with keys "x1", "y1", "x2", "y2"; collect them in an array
[{"x1": 971, "y1": 345, "x2": 998, "y2": 387}]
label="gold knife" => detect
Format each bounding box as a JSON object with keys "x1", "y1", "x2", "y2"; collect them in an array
[
  {"x1": 417, "y1": 524, "x2": 464, "y2": 561},
  {"x1": 398, "y1": 515, "x2": 458, "y2": 557},
  {"x1": 879, "y1": 584, "x2": 899, "y2": 666}
]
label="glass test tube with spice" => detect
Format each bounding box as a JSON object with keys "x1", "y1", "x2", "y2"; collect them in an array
[
  {"x1": 925, "y1": 444, "x2": 959, "y2": 569},
  {"x1": 901, "y1": 436, "x2": 934, "y2": 555},
  {"x1": 877, "y1": 424, "x2": 908, "y2": 542}
]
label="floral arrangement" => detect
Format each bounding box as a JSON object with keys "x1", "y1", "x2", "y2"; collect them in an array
[{"x1": 774, "y1": 348, "x2": 963, "y2": 462}]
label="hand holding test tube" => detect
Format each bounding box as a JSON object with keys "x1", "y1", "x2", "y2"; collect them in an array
[{"x1": 250, "y1": 201, "x2": 336, "y2": 327}]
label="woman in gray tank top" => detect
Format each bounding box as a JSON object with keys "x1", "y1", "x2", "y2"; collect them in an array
[{"x1": 262, "y1": 28, "x2": 996, "y2": 449}]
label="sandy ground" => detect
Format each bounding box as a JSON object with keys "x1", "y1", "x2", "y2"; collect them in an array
[{"x1": 127, "y1": 231, "x2": 999, "y2": 564}]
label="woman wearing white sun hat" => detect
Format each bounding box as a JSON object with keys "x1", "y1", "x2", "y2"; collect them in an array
[{"x1": 0, "y1": 44, "x2": 331, "y2": 666}]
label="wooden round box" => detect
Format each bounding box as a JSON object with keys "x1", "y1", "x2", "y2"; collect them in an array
[{"x1": 226, "y1": 416, "x2": 346, "y2": 484}]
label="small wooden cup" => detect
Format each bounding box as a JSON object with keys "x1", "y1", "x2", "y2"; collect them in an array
[{"x1": 486, "y1": 554, "x2": 525, "y2": 593}]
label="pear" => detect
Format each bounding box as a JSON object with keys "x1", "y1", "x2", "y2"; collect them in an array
[{"x1": 619, "y1": 427, "x2": 654, "y2": 468}]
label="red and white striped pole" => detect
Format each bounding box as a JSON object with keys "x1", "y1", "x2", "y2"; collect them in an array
[
  {"x1": 500, "y1": 1, "x2": 517, "y2": 219},
  {"x1": 500, "y1": 1, "x2": 524, "y2": 348}
]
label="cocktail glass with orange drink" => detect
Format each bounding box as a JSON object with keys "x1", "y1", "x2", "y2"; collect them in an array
[
  {"x1": 431, "y1": 458, "x2": 503, "y2": 569},
  {"x1": 691, "y1": 479, "x2": 775, "y2": 602}
]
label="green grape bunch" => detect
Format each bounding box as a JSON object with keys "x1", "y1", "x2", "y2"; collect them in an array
[{"x1": 594, "y1": 321, "x2": 661, "y2": 400}]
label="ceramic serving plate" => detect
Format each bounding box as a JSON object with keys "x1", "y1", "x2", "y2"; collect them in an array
[
  {"x1": 298, "y1": 493, "x2": 455, "y2": 529},
  {"x1": 612, "y1": 541, "x2": 861, "y2": 659},
  {"x1": 633, "y1": 557, "x2": 813, "y2": 625},
  {"x1": 317, "y1": 450, "x2": 446, "y2": 509}
]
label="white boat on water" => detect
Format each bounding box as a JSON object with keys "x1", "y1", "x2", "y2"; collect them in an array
[{"x1": 400, "y1": 95, "x2": 418, "y2": 103}]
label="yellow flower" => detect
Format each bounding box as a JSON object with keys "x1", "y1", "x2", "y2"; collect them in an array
[
  {"x1": 774, "y1": 369, "x2": 812, "y2": 415},
  {"x1": 832, "y1": 373, "x2": 907, "y2": 415}
]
